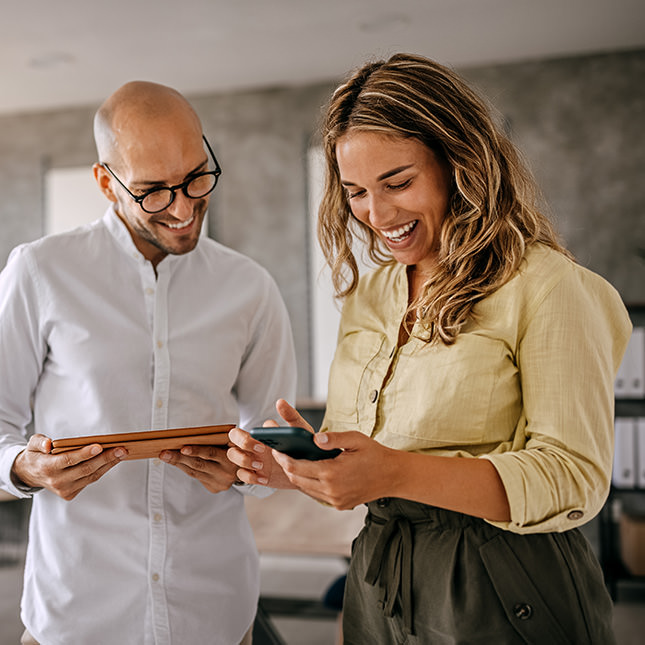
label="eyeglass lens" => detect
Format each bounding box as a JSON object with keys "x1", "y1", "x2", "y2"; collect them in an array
[{"x1": 141, "y1": 173, "x2": 218, "y2": 213}]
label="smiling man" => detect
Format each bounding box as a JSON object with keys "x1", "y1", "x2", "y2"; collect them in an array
[
  {"x1": 0, "y1": 81, "x2": 296, "y2": 645},
  {"x1": 93, "y1": 82, "x2": 214, "y2": 266}
]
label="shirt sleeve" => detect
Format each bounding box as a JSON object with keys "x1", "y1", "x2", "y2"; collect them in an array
[
  {"x1": 483, "y1": 264, "x2": 632, "y2": 533},
  {"x1": 0, "y1": 246, "x2": 48, "y2": 497}
]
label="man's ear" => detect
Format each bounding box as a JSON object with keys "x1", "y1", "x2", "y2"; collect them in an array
[{"x1": 92, "y1": 163, "x2": 117, "y2": 203}]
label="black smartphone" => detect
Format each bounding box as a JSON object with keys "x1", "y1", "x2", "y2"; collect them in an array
[{"x1": 249, "y1": 427, "x2": 341, "y2": 461}]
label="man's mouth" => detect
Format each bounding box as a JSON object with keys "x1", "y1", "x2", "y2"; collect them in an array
[
  {"x1": 382, "y1": 220, "x2": 418, "y2": 243},
  {"x1": 163, "y1": 215, "x2": 195, "y2": 230}
]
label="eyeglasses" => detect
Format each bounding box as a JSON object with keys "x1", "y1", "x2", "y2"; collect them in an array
[{"x1": 100, "y1": 135, "x2": 222, "y2": 214}]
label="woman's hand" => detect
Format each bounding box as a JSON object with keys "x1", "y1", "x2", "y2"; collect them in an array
[
  {"x1": 272, "y1": 426, "x2": 400, "y2": 510},
  {"x1": 227, "y1": 399, "x2": 313, "y2": 489}
]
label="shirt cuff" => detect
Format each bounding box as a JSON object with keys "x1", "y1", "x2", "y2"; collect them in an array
[{"x1": 1, "y1": 443, "x2": 42, "y2": 498}]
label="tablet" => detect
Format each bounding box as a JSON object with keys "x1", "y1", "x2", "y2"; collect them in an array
[{"x1": 50, "y1": 424, "x2": 235, "y2": 460}]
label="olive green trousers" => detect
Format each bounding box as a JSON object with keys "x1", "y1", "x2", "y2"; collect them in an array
[{"x1": 342, "y1": 498, "x2": 615, "y2": 644}]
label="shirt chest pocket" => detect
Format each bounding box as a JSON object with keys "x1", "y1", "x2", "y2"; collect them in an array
[
  {"x1": 326, "y1": 331, "x2": 386, "y2": 426},
  {"x1": 387, "y1": 333, "x2": 514, "y2": 446}
]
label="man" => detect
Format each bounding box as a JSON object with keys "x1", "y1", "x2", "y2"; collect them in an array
[{"x1": 0, "y1": 81, "x2": 296, "y2": 645}]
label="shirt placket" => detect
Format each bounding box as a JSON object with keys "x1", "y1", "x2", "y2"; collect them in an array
[{"x1": 142, "y1": 261, "x2": 172, "y2": 644}]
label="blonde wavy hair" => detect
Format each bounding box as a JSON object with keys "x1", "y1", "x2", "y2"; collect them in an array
[{"x1": 318, "y1": 53, "x2": 571, "y2": 344}]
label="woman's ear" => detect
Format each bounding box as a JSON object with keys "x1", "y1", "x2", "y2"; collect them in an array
[{"x1": 92, "y1": 163, "x2": 117, "y2": 203}]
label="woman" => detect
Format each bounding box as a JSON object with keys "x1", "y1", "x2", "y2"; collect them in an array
[{"x1": 228, "y1": 54, "x2": 631, "y2": 643}]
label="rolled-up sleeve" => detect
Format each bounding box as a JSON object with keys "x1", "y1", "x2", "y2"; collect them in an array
[{"x1": 483, "y1": 266, "x2": 632, "y2": 533}]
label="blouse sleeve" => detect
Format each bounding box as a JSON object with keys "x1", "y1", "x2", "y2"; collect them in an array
[{"x1": 483, "y1": 264, "x2": 632, "y2": 533}]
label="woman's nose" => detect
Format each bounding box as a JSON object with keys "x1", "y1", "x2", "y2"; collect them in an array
[{"x1": 366, "y1": 194, "x2": 394, "y2": 226}]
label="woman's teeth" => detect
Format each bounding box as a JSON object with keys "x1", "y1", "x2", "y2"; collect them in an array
[{"x1": 382, "y1": 220, "x2": 417, "y2": 242}]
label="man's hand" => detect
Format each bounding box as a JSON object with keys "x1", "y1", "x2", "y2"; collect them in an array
[
  {"x1": 11, "y1": 434, "x2": 126, "y2": 500},
  {"x1": 159, "y1": 445, "x2": 239, "y2": 493}
]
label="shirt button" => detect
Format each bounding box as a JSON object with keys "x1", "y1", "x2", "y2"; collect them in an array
[
  {"x1": 513, "y1": 603, "x2": 532, "y2": 620},
  {"x1": 153, "y1": 513, "x2": 162, "y2": 522},
  {"x1": 369, "y1": 389, "x2": 378, "y2": 403},
  {"x1": 153, "y1": 458, "x2": 161, "y2": 466},
  {"x1": 156, "y1": 399, "x2": 163, "y2": 408},
  {"x1": 567, "y1": 510, "x2": 584, "y2": 521},
  {"x1": 145, "y1": 287, "x2": 154, "y2": 295},
  {"x1": 157, "y1": 340, "x2": 164, "y2": 348},
  {"x1": 151, "y1": 573, "x2": 160, "y2": 582}
]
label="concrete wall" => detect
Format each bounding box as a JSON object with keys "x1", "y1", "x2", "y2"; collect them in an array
[{"x1": 1, "y1": 49, "x2": 643, "y2": 399}]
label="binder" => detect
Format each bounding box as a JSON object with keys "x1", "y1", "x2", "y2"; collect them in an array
[
  {"x1": 615, "y1": 327, "x2": 645, "y2": 398},
  {"x1": 638, "y1": 418, "x2": 645, "y2": 489},
  {"x1": 613, "y1": 418, "x2": 636, "y2": 488}
]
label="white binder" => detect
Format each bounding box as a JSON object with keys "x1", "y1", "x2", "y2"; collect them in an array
[
  {"x1": 638, "y1": 418, "x2": 645, "y2": 489},
  {"x1": 613, "y1": 417, "x2": 636, "y2": 488},
  {"x1": 615, "y1": 327, "x2": 645, "y2": 398}
]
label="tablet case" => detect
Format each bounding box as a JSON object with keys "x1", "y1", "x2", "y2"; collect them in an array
[{"x1": 50, "y1": 424, "x2": 235, "y2": 460}]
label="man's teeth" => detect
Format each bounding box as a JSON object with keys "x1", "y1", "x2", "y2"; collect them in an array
[
  {"x1": 166, "y1": 217, "x2": 194, "y2": 230},
  {"x1": 382, "y1": 221, "x2": 417, "y2": 242}
]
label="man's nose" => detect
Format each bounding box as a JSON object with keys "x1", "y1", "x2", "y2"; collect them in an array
[{"x1": 167, "y1": 190, "x2": 194, "y2": 220}]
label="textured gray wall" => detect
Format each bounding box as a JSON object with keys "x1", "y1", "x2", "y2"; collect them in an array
[{"x1": 1, "y1": 50, "x2": 643, "y2": 399}]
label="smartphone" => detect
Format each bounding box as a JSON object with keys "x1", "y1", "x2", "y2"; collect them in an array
[{"x1": 249, "y1": 427, "x2": 341, "y2": 460}]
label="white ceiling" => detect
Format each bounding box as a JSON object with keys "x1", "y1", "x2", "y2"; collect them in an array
[{"x1": 2, "y1": 0, "x2": 644, "y2": 116}]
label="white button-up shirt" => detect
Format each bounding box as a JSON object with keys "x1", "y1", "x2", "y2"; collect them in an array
[{"x1": 0, "y1": 207, "x2": 297, "y2": 645}]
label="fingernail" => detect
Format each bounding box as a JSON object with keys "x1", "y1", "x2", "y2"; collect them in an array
[
  {"x1": 160, "y1": 452, "x2": 171, "y2": 462},
  {"x1": 316, "y1": 433, "x2": 329, "y2": 443},
  {"x1": 253, "y1": 443, "x2": 265, "y2": 454},
  {"x1": 90, "y1": 445, "x2": 102, "y2": 456},
  {"x1": 114, "y1": 448, "x2": 126, "y2": 459},
  {"x1": 252, "y1": 461, "x2": 263, "y2": 470},
  {"x1": 258, "y1": 477, "x2": 269, "y2": 485},
  {"x1": 181, "y1": 446, "x2": 192, "y2": 456}
]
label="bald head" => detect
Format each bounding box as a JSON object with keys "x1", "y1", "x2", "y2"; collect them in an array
[{"x1": 94, "y1": 81, "x2": 202, "y2": 165}]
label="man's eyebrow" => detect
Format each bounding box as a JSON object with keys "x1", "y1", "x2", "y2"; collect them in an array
[
  {"x1": 130, "y1": 159, "x2": 209, "y2": 188},
  {"x1": 340, "y1": 164, "x2": 414, "y2": 187}
]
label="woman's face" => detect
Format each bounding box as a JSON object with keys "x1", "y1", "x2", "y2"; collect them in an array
[{"x1": 336, "y1": 131, "x2": 451, "y2": 275}]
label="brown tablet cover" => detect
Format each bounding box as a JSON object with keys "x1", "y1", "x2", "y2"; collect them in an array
[{"x1": 50, "y1": 424, "x2": 235, "y2": 460}]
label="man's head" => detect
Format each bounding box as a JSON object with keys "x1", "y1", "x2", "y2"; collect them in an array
[{"x1": 93, "y1": 81, "x2": 217, "y2": 266}]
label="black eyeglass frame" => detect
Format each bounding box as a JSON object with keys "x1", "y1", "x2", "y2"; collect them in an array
[{"x1": 100, "y1": 135, "x2": 222, "y2": 214}]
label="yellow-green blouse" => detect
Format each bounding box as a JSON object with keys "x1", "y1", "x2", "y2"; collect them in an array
[{"x1": 321, "y1": 244, "x2": 632, "y2": 533}]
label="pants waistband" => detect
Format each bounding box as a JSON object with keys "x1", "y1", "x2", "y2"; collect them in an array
[{"x1": 366, "y1": 497, "x2": 486, "y2": 530}]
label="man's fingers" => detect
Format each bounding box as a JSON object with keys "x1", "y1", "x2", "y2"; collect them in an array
[{"x1": 27, "y1": 433, "x2": 52, "y2": 454}]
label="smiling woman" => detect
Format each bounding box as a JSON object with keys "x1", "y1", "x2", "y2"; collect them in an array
[
  {"x1": 336, "y1": 133, "x2": 451, "y2": 288},
  {"x1": 227, "y1": 53, "x2": 632, "y2": 644}
]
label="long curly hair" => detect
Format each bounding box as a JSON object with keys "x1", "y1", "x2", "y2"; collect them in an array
[{"x1": 318, "y1": 53, "x2": 571, "y2": 344}]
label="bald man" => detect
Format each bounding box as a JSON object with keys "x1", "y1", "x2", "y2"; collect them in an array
[{"x1": 0, "y1": 82, "x2": 296, "y2": 645}]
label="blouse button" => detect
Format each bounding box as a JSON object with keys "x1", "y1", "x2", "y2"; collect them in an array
[
  {"x1": 567, "y1": 510, "x2": 584, "y2": 521},
  {"x1": 513, "y1": 603, "x2": 532, "y2": 620},
  {"x1": 369, "y1": 389, "x2": 378, "y2": 403}
]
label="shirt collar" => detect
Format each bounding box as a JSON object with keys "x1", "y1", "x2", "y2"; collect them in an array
[{"x1": 101, "y1": 204, "x2": 191, "y2": 270}]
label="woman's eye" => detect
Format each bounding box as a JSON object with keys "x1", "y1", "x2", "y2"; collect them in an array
[
  {"x1": 388, "y1": 178, "x2": 412, "y2": 191},
  {"x1": 346, "y1": 189, "x2": 365, "y2": 200}
]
